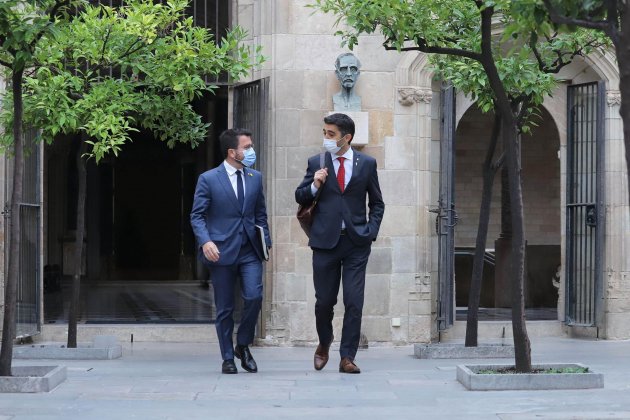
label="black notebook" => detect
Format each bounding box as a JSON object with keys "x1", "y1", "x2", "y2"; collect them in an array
[{"x1": 255, "y1": 225, "x2": 269, "y2": 261}]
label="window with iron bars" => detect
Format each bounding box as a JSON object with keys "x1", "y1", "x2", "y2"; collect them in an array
[{"x1": 85, "y1": 0, "x2": 231, "y2": 84}]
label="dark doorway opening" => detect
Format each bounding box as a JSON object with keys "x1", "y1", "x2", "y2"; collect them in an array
[
  {"x1": 453, "y1": 104, "x2": 561, "y2": 321},
  {"x1": 44, "y1": 89, "x2": 228, "y2": 323}
]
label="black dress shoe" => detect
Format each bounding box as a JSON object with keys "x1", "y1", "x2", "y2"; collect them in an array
[
  {"x1": 234, "y1": 345, "x2": 258, "y2": 373},
  {"x1": 222, "y1": 359, "x2": 238, "y2": 374}
]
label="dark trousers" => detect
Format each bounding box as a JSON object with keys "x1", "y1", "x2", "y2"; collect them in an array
[
  {"x1": 209, "y1": 238, "x2": 263, "y2": 361},
  {"x1": 312, "y1": 233, "x2": 371, "y2": 360}
]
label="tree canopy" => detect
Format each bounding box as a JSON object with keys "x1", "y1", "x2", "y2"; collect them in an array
[{"x1": 1, "y1": 0, "x2": 262, "y2": 160}]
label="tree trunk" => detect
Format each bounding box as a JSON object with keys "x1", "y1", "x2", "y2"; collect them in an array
[
  {"x1": 0, "y1": 70, "x2": 25, "y2": 376},
  {"x1": 503, "y1": 119, "x2": 531, "y2": 372},
  {"x1": 465, "y1": 111, "x2": 501, "y2": 347},
  {"x1": 478, "y1": 5, "x2": 531, "y2": 372},
  {"x1": 67, "y1": 140, "x2": 88, "y2": 348},
  {"x1": 612, "y1": 29, "x2": 630, "y2": 205}
]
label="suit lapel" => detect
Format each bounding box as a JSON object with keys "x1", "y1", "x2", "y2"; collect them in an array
[
  {"x1": 323, "y1": 152, "x2": 338, "y2": 192},
  {"x1": 216, "y1": 165, "x2": 241, "y2": 213},
  {"x1": 243, "y1": 168, "x2": 255, "y2": 210},
  {"x1": 345, "y1": 149, "x2": 363, "y2": 191}
]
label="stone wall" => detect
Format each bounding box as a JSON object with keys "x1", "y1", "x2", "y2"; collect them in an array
[
  {"x1": 234, "y1": 1, "x2": 630, "y2": 343},
  {"x1": 236, "y1": 0, "x2": 435, "y2": 345}
]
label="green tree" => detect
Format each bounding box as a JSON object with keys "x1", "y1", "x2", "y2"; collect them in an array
[
  {"x1": 533, "y1": 0, "x2": 630, "y2": 204},
  {"x1": 0, "y1": 0, "x2": 261, "y2": 367},
  {"x1": 0, "y1": 0, "x2": 79, "y2": 377},
  {"x1": 432, "y1": 23, "x2": 605, "y2": 348},
  {"x1": 312, "y1": 0, "x2": 606, "y2": 372}
]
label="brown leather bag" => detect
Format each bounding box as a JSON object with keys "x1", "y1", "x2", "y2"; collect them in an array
[{"x1": 297, "y1": 153, "x2": 326, "y2": 237}]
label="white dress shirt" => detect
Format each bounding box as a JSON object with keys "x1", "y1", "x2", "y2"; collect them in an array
[
  {"x1": 311, "y1": 148, "x2": 353, "y2": 196},
  {"x1": 224, "y1": 160, "x2": 245, "y2": 198},
  {"x1": 311, "y1": 148, "x2": 353, "y2": 229}
]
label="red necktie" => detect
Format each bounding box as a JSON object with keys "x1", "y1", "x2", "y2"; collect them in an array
[{"x1": 337, "y1": 157, "x2": 345, "y2": 193}]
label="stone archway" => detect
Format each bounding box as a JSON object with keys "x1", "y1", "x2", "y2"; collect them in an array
[{"x1": 453, "y1": 103, "x2": 562, "y2": 319}]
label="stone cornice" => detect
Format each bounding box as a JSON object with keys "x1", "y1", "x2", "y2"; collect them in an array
[{"x1": 397, "y1": 87, "x2": 432, "y2": 106}]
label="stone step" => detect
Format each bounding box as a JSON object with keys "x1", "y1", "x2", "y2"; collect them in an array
[{"x1": 438, "y1": 320, "x2": 565, "y2": 342}]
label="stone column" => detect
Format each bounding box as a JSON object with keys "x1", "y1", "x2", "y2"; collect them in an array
[{"x1": 604, "y1": 90, "x2": 630, "y2": 339}]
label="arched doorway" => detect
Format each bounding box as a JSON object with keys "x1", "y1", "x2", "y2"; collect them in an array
[
  {"x1": 43, "y1": 90, "x2": 228, "y2": 324},
  {"x1": 453, "y1": 104, "x2": 561, "y2": 320}
]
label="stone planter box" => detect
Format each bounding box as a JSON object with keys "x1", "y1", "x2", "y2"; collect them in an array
[
  {"x1": 457, "y1": 363, "x2": 604, "y2": 391},
  {"x1": 13, "y1": 336, "x2": 122, "y2": 360},
  {"x1": 414, "y1": 343, "x2": 514, "y2": 359},
  {"x1": 0, "y1": 366, "x2": 67, "y2": 393}
]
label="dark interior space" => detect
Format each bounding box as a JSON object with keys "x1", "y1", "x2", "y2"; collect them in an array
[
  {"x1": 44, "y1": 89, "x2": 229, "y2": 323},
  {"x1": 453, "y1": 105, "x2": 561, "y2": 321},
  {"x1": 455, "y1": 245, "x2": 560, "y2": 309}
]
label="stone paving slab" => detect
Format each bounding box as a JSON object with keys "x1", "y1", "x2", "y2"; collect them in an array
[{"x1": 0, "y1": 338, "x2": 629, "y2": 419}]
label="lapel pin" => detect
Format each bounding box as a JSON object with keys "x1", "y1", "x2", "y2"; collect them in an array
[{"x1": 248, "y1": 173, "x2": 253, "y2": 176}]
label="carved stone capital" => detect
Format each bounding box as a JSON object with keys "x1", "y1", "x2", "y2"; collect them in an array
[
  {"x1": 397, "y1": 87, "x2": 432, "y2": 106},
  {"x1": 607, "y1": 90, "x2": 621, "y2": 107}
]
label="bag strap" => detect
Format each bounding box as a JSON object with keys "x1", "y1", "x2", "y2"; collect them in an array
[{"x1": 312, "y1": 152, "x2": 326, "y2": 205}]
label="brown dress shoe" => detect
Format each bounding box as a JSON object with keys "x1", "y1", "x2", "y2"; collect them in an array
[
  {"x1": 314, "y1": 336, "x2": 333, "y2": 371},
  {"x1": 339, "y1": 357, "x2": 361, "y2": 374}
]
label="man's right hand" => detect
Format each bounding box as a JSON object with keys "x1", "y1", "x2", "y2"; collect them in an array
[
  {"x1": 313, "y1": 167, "x2": 328, "y2": 189},
  {"x1": 202, "y1": 241, "x2": 220, "y2": 262}
]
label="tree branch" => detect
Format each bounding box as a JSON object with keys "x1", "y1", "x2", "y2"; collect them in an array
[
  {"x1": 529, "y1": 33, "x2": 547, "y2": 71},
  {"x1": 118, "y1": 38, "x2": 146, "y2": 61},
  {"x1": 382, "y1": 38, "x2": 481, "y2": 61},
  {"x1": 32, "y1": 0, "x2": 73, "y2": 47},
  {"x1": 100, "y1": 24, "x2": 113, "y2": 63},
  {"x1": 516, "y1": 96, "x2": 533, "y2": 126},
  {"x1": 485, "y1": 107, "x2": 502, "y2": 170},
  {"x1": 492, "y1": 152, "x2": 505, "y2": 171},
  {"x1": 542, "y1": 0, "x2": 615, "y2": 39}
]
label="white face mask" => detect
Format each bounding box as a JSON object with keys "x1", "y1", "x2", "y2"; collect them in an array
[{"x1": 323, "y1": 137, "x2": 343, "y2": 154}]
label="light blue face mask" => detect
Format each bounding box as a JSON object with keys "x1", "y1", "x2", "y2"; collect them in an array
[
  {"x1": 238, "y1": 147, "x2": 256, "y2": 167},
  {"x1": 323, "y1": 137, "x2": 347, "y2": 154}
]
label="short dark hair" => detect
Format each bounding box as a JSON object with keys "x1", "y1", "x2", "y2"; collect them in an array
[
  {"x1": 324, "y1": 113, "x2": 355, "y2": 143},
  {"x1": 219, "y1": 128, "x2": 252, "y2": 158}
]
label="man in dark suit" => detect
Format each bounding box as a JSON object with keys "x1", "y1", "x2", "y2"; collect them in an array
[
  {"x1": 190, "y1": 128, "x2": 271, "y2": 374},
  {"x1": 295, "y1": 113, "x2": 385, "y2": 374}
]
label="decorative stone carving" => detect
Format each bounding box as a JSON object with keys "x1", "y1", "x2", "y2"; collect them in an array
[
  {"x1": 398, "y1": 87, "x2": 432, "y2": 106},
  {"x1": 607, "y1": 90, "x2": 621, "y2": 107}
]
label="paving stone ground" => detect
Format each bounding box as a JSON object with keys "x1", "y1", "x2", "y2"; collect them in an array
[{"x1": 1, "y1": 337, "x2": 629, "y2": 419}]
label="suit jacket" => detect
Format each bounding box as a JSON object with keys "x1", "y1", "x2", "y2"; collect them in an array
[
  {"x1": 295, "y1": 150, "x2": 385, "y2": 249},
  {"x1": 190, "y1": 163, "x2": 271, "y2": 266}
]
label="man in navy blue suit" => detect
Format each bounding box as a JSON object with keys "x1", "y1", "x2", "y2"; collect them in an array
[
  {"x1": 191, "y1": 128, "x2": 271, "y2": 374},
  {"x1": 295, "y1": 113, "x2": 385, "y2": 374}
]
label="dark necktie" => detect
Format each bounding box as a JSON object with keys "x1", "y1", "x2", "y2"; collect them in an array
[
  {"x1": 236, "y1": 170, "x2": 244, "y2": 210},
  {"x1": 337, "y1": 157, "x2": 346, "y2": 193}
]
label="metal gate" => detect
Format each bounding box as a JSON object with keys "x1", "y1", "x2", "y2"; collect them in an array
[
  {"x1": 233, "y1": 79, "x2": 270, "y2": 176},
  {"x1": 233, "y1": 78, "x2": 270, "y2": 337},
  {"x1": 565, "y1": 82, "x2": 605, "y2": 326},
  {"x1": 3, "y1": 129, "x2": 42, "y2": 338},
  {"x1": 435, "y1": 84, "x2": 457, "y2": 332}
]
